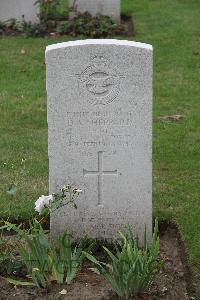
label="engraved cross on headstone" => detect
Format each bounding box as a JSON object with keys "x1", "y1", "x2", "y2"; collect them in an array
[{"x1": 83, "y1": 151, "x2": 118, "y2": 206}]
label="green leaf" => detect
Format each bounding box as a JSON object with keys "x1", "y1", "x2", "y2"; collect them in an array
[
  {"x1": 83, "y1": 252, "x2": 102, "y2": 267},
  {"x1": 103, "y1": 246, "x2": 117, "y2": 263},
  {"x1": 6, "y1": 278, "x2": 35, "y2": 286}
]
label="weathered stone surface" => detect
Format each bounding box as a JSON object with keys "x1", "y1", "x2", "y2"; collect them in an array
[
  {"x1": 0, "y1": 0, "x2": 39, "y2": 23},
  {"x1": 69, "y1": 0, "x2": 120, "y2": 21},
  {"x1": 46, "y1": 39, "x2": 153, "y2": 243}
]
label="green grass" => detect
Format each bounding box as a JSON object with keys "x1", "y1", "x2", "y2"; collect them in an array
[{"x1": 0, "y1": 0, "x2": 200, "y2": 297}]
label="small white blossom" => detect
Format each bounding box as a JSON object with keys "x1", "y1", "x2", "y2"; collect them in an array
[{"x1": 35, "y1": 195, "x2": 53, "y2": 214}]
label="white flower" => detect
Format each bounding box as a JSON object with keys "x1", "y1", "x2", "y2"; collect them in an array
[{"x1": 35, "y1": 194, "x2": 53, "y2": 214}]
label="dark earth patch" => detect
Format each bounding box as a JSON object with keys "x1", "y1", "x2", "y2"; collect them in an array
[{"x1": 0, "y1": 224, "x2": 196, "y2": 300}]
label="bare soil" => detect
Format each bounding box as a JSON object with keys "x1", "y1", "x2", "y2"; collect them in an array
[{"x1": 0, "y1": 224, "x2": 196, "y2": 300}]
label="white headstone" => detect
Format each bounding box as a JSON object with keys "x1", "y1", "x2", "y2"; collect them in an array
[
  {"x1": 0, "y1": 0, "x2": 39, "y2": 23},
  {"x1": 46, "y1": 39, "x2": 153, "y2": 244},
  {"x1": 69, "y1": 0, "x2": 120, "y2": 21}
]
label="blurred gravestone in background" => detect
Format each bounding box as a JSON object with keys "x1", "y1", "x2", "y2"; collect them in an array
[
  {"x1": 0, "y1": 0, "x2": 39, "y2": 23},
  {"x1": 69, "y1": 0, "x2": 121, "y2": 21}
]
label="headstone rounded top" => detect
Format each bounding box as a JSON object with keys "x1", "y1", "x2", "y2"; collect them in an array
[{"x1": 46, "y1": 39, "x2": 153, "y2": 54}]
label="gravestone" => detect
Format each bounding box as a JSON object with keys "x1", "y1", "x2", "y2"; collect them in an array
[
  {"x1": 0, "y1": 0, "x2": 39, "y2": 23},
  {"x1": 69, "y1": 0, "x2": 120, "y2": 21},
  {"x1": 46, "y1": 39, "x2": 153, "y2": 244}
]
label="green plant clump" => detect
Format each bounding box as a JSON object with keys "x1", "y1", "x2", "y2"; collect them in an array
[
  {"x1": 56, "y1": 12, "x2": 126, "y2": 37},
  {"x1": 84, "y1": 220, "x2": 164, "y2": 299},
  {"x1": 0, "y1": 13, "x2": 126, "y2": 38},
  {"x1": 0, "y1": 185, "x2": 87, "y2": 287},
  {"x1": 0, "y1": 18, "x2": 45, "y2": 37},
  {"x1": 3, "y1": 219, "x2": 93, "y2": 288},
  {"x1": 34, "y1": 0, "x2": 60, "y2": 21}
]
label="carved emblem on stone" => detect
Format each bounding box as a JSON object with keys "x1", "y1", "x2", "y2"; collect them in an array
[{"x1": 77, "y1": 55, "x2": 123, "y2": 105}]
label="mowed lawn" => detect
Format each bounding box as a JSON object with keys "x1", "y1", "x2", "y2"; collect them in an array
[{"x1": 0, "y1": 0, "x2": 200, "y2": 297}]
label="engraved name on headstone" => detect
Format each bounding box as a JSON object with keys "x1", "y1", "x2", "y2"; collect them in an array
[{"x1": 46, "y1": 39, "x2": 153, "y2": 243}]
